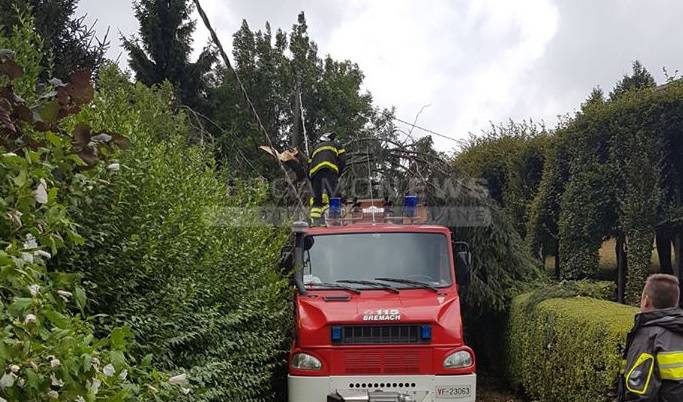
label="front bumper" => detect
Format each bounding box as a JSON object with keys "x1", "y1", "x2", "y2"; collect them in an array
[{"x1": 288, "y1": 374, "x2": 476, "y2": 402}]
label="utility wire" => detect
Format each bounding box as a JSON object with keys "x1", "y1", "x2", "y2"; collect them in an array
[
  {"x1": 298, "y1": 89, "x2": 309, "y2": 156},
  {"x1": 393, "y1": 117, "x2": 466, "y2": 145},
  {"x1": 408, "y1": 104, "x2": 430, "y2": 138},
  {"x1": 178, "y1": 105, "x2": 261, "y2": 175},
  {"x1": 366, "y1": 145, "x2": 376, "y2": 223},
  {"x1": 193, "y1": 0, "x2": 306, "y2": 213}
]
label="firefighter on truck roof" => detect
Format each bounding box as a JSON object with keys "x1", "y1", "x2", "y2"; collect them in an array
[{"x1": 308, "y1": 132, "x2": 346, "y2": 223}]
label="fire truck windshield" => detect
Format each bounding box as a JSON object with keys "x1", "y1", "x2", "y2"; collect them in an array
[{"x1": 303, "y1": 232, "x2": 452, "y2": 288}]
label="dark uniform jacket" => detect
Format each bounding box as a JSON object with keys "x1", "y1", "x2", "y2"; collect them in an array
[
  {"x1": 619, "y1": 307, "x2": 683, "y2": 401},
  {"x1": 308, "y1": 140, "x2": 347, "y2": 177}
]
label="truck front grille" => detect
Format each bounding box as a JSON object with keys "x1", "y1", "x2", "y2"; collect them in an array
[
  {"x1": 333, "y1": 325, "x2": 428, "y2": 345},
  {"x1": 343, "y1": 349, "x2": 423, "y2": 374}
]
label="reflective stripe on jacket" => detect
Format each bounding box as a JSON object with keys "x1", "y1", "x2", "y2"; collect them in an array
[
  {"x1": 619, "y1": 307, "x2": 683, "y2": 401},
  {"x1": 308, "y1": 140, "x2": 347, "y2": 176}
]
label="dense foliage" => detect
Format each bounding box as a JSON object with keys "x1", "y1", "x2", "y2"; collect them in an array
[
  {"x1": 455, "y1": 203, "x2": 545, "y2": 312},
  {"x1": 0, "y1": 0, "x2": 108, "y2": 79},
  {"x1": 57, "y1": 65, "x2": 291, "y2": 402},
  {"x1": 456, "y1": 62, "x2": 683, "y2": 304},
  {"x1": 0, "y1": 16, "x2": 179, "y2": 402},
  {"x1": 544, "y1": 79, "x2": 682, "y2": 297},
  {"x1": 506, "y1": 293, "x2": 637, "y2": 402},
  {"x1": 455, "y1": 121, "x2": 550, "y2": 238},
  {"x1": 205, "y1": 12, "x2": 392, "y2": 177}
]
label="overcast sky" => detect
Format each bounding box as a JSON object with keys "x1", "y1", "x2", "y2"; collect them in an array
[{"x1": 78, "y1": 0, "x2": 683, "y2": 151}]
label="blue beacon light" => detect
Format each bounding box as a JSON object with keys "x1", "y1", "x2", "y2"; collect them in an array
[
  {"x1": 329, "y1": 197, "x2": 342, "y2": 219},
  {"x1": 404, "y1": 195, "x2": 418, "y2": 217}
]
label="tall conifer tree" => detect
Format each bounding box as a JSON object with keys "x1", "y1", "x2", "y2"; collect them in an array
[{"x1": 123, "y1": 0, "x2": 216, "y2": 109}]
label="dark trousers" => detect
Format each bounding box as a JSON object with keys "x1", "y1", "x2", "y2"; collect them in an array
[{"x1": 311, "y1": 168, "x2": 339, "y2": 208}]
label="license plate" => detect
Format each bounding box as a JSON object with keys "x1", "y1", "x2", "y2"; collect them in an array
[{"x1": 435, "y1": 385, "x2": 472, "y2": 399}]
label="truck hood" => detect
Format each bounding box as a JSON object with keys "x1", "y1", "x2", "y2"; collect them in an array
[{"x1": 296, "y1": 289, "x2": 465, "y2": 347}]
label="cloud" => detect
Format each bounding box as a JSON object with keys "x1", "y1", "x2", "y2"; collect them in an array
[
  {"x1": 190, "y1": 0, "x2": 353, "y2": 59},
  {"x1": 77, "y1": 0, "x2": 138, "y2": 63},
  {"x1": 325, "y1": 0, "x2": 559, "y2": 150}
]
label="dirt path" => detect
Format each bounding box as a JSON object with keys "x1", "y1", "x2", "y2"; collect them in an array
[{"x1": 476, "y1": 372, "x2": 524, "y2": 402}]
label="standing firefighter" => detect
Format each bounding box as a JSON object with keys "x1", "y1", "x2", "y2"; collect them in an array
[
  {"x1": 618, "y1": 274, "x2": 683, "y2": 401},
  {"x1": 308, "y1": 132, "x2": 346, "y2": 222}
]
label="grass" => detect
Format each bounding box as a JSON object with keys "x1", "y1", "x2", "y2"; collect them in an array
[{"x1": 545, "y1": 238, "x2": 669, "y2": 279}]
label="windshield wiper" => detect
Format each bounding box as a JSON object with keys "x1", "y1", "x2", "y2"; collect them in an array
[
  {"x1": 306, "y1": 282, "x2": 361, "y2": 294},
  {"x1": 375, "y1": 277, "x2": 440, "y2": 293},
  {"x1": 337, "y1": 279, "x2": 400, "y2": 294}
]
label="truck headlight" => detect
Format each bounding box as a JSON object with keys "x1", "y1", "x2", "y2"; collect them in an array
[
  {"x1": 291, "y1": 353, "x2": 322, "y2": 370},
  {"x1": 443, "y1": 350, "x2": 473, "y2": 369}
]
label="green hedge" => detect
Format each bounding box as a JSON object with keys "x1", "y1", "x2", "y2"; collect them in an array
[
  {"x1": 56, "y1": 66, "x2": 292, "y2": 401},
  {"x1": 506, "y1": 293, "x2": 637, "y2": 402},
  {"x1": 521, "y1": 280, "x2": 615, "y2": 307}
]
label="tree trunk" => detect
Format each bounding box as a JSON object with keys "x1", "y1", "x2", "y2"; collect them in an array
[
  {"x1": 656, "y1": 227, "x2": 673, "y2": 274},
  {"x1": 616, "y1": 234, "x2": 627, "y2": 304},
  {"x1": 675, "y1": 233, "x2": 681, "y2": 277},
  {"x1": 554, "y1": 241, "x2": 560, "y2": 280},
  {"x1": 625, "y1": 230, "x2": 655, "y2": 305},
  {"x1": 677, "y1": 231, "x2": 683, "y2": 307},
  {"x1": 292, "y1": 81, "x2": 301, "y2": 150}
]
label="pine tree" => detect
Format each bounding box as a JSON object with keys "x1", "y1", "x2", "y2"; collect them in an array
[
  {"x1": 123, "y1": 0, "x2": 216, "y2": 109},
  {"x1": 0, "y1": 0, "x2": 108, "y2": 79}
]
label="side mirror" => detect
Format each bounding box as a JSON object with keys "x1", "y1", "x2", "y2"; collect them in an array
[
  {"x1": 292, "y1": 222, "x2": 309, "y2": 294},
  {"x1": 304, "y1": 236, "x2": 315, "y2": 251},
  {"x1": 454, "y1": 241, "x2": 472, "y2": 287}
]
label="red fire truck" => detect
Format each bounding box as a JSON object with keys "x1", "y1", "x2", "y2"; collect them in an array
[{"x1": 288, "y1": 199, "x2": 476, "y2": 402}]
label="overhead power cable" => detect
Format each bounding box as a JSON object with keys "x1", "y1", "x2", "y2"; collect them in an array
[
  {"x1": 393, "y1": 117, "x2": 466, "y2": 145},
  {"x1": 193, "y1": 0, "x2": 306, "y2": 212},
  {"x1": 298, "y1": 88, "x2": 309, "y2": 156},
  {"x1": 178, "y1": 105, "x2": 261, "y2": 175}
]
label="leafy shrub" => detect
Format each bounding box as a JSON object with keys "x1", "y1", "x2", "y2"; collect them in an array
[
  {"x1": 454, "y1": 121, "x2": 550, "y2": 238},
  {"x1": 456, "y1": 202, "x2": 546, "y2": 313},
  {"x1": 523, "y1": 280, "x2": 615, "y2": 307},
  {"x1": 0, "y1": 16, "x2": 178, "y2": 402},
  {"x1": 506, "y1": 292, "x2": 637, "y2": 402},
  {"x1": 58, "y1": 65, "x2": 291, "y2": 401},
  {"x1": 455, "y1": 202, "x2": 546, "y2": 371}
]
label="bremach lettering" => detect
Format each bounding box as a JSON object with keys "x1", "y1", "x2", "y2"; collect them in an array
[{"x1": 362, "y1": 309, "x2": 401, "y2": 321}]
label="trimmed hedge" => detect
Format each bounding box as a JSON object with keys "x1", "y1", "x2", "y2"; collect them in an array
[
  {"x1": 521, "y1": 280, "x2": 615, "y2": 308},
  {"x1": 506, "y1": 293, "x2": 637, "y2": 402}
]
